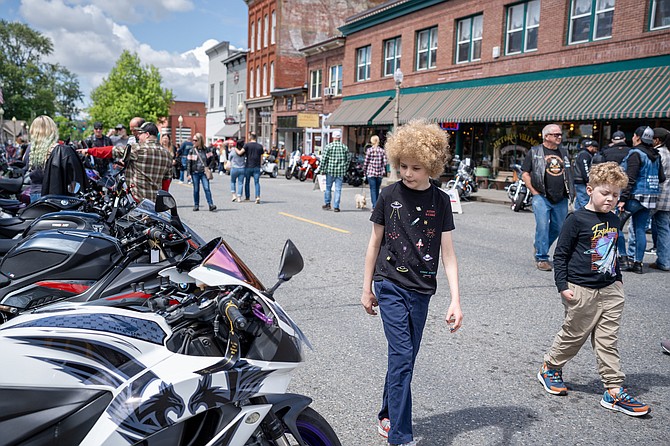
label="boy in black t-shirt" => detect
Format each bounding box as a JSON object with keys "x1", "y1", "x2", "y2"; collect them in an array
[
  {"x1": 538, "y1": 162, "x2": 649, "y2": 417},
  {"x1": 361, "y1": 120, "x2": 462, "y2": 446}
]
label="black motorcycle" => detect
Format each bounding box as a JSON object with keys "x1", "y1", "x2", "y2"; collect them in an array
[
  {"x1": 345, "y1": 154, "x2": 365, "y2": 187},
  {"x1": 506, "y1": 164, "x2": 533, "y2": 212}
]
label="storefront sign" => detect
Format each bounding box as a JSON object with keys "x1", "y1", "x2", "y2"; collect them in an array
[
  {"x1": 224, "y1": 117, "x2": 236, "y2": 125},
  {"x1": 259, "y1": 111, "x2": 272, "y2": 117},
  {"x1": 492, "y1": 132, "x2": 539, "y2": 150},
  {"x1": 297, "y1": 113, "x2": 320, "y2": 128},
  {"x1": 439, "y1": 122, "x2": 460, "y2": 131}
]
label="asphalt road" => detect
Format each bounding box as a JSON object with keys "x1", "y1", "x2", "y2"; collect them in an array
[{"x1": 168, "y1": 174, "x2": 669, "y2": 446}]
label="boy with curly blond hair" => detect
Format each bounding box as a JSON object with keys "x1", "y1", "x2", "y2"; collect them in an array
[
  {"x1": 538, "y1": 161, "x2": 650, "y2": 417},
  {"x1": 361, "y1": 120, "x2": 463, "y2": 446}
]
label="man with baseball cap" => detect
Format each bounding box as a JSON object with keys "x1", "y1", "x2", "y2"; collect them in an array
[
  {"x1": 111, "y1": 124, "x2": 129, "y2": 147},
  {"x1": 573, "y1": 139, "x2": 599, "y2": 210},
  {"x1": 78, "y1": 121, "x2": 172, "y2": 202},
  {"x1": 320, "y1": 129, "x2": 349, "y2": 212},
  {"x1": 594, "y1": 131, "x2": 630, "y2": 166},
  {"x1": 84, "y1": 121, "x2": 113, "y2": 175}
]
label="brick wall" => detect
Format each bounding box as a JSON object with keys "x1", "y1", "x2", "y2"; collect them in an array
[{"x1": 342, "y1": 0, "x2": 670, "y2": 96}]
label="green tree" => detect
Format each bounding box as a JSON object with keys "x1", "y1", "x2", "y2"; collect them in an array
[
  {"x1": 89, "y1": 50, "x2": 173, "y2": 129},
  {"x1": 0, "y1": 20, "x2": 82, "y2": 122}
]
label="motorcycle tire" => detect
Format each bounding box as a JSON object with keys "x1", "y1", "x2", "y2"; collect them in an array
[
  {"x1": 285, "y1": 168, "x2": 293, "y2": 180},
  {"x1": 463, "y1": 183, "x2": 473, "y2": 198},
  {"x1": 271, "y1": 166, "x2": 278, "y2": 178},
  {"x1": 446, "y1": 180, "x2": 457, "y2": 190},
  {"x1": 287, "y1": 407, "x2": 342, "y2": 446},
  {"x1": 512, "y1": 192, "x2": 525, "y2": 212},
  {"x1": 299, "y1": 170, "x2": 307, "y2": 182}
]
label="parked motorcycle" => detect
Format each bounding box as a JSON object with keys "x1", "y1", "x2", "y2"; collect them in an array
[
  {"x1": 285, "y1": 149, "x2": 302, "y2": 180},
  {"x1": 344, "y1": 154, "x2": 365, "y2": 187},
  {"x1": 0, "y1": 238, "x2": 342, "y2": 446},
  {"x1": 446, "y1": 158, "x2": 478, "y2": 199},
  {"x1": 506, "y1": 164, "x2": 533, "y2": 212},
  {"x1": 261, "y1": 153, "x2": 279, "y2": 178},
  {"x1": 299, "y1": 153, "x2": 320, "y2": 182}
]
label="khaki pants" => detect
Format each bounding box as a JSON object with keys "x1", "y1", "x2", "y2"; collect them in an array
[{"x1": 544, "y1": 282, "x2": 625, "y2": 388}]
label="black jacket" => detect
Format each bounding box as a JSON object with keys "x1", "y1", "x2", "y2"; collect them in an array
[
  {"x1": 573, "y1": 148, "x2": 593, "y2": 184},
  {"x1": 41, "y1": 144, "x2": 89, "y2": 196},
  {"x1": 621, "y1": 143, "x2": 666, "y2": 201}
]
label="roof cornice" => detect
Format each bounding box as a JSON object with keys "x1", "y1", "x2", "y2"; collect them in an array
[{"x1": 339, "y1": 0, "x2": 448, "y2": 35}]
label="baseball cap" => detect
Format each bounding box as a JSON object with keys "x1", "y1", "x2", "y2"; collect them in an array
[
  {"x1": 653, "y1": 127, "x2": 669, "y2": 144},
  {"x1": 332, "y1": 129, "x2": 342, "y2": 138},
  {"x1": 115, "y1": 124, "x2": 125, "y2": 130},
  {"x1": 582, "y1": 139, "x2": 599, "y2": 149},
  {"x1": 137, "y1": 122, "x2": 158, "y2": 136},
  {"x1": 634, "y1": 126, "x2": 654, "y2": 145},
  {"x1": 611, "y1": 131, "x2": 625, "y2": 141},
  {"x1": 93, "y1": 122, "x2": 103, "y2": 129}
]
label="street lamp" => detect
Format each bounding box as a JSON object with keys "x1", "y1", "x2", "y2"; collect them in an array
[
  {"x1": 12, "y1": 116, "x2": 17, "y2": 144},
  {"x1": 390, "y1": 67, "x2": 404, "y2": 181},
  {"x1": 0, "y1": 107, "x2": 4, "y2": 145},
  {"x1": 237, "y1": 103, "x2": 245, "y2": 141},
  {"x1": 177, "y1": 115, "x2": 183, "y2": 146}
]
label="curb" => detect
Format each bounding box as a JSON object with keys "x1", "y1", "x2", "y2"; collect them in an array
[{"x1": 469, "y1": 194, "x2": 510, "y2": 206}]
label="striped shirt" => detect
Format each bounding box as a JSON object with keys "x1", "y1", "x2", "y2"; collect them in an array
[
  {"x1": 657, "y1": 144, "x2": 670, "y2": 211},
  {"x1": 320, "y1": 141, "x2": 349, "y2": 177},
  {"x1": 363, "y1": 145, "x2": 387, "y2": 178}
]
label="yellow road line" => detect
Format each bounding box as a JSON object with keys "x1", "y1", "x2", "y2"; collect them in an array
[{"x1": 279, "y1": 212, "x2": 350, "y2": 234}]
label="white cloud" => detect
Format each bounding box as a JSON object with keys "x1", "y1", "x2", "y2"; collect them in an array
[{"x1": 18, "y1": 0, "x2": 209, "y2": 105}]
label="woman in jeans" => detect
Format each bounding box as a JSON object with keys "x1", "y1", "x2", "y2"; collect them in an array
[
  {"x1": 186, "y1": 133, "x2": 217, "y2": 212},
  {"x1": 363, "y1": 135, "x2": 388, "y2": 209},
  {"x1": 229, "y1": 140, "x2": 246, "y2": 202}
]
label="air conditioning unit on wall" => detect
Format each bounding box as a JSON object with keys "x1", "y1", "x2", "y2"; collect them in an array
[{"x1": 323, "y1": 88, "x2": 334, "y2": 96}]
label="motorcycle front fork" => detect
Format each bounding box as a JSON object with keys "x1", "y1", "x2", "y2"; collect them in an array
[{"x1": 251, "y1": 396, "x2": 292, "y2": 446}]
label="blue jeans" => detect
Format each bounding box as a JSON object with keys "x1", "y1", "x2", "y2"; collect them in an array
[
  {"x1": 243, "y1": 167, "x2": 261, "y2": 199},
  {"x1": 191, "y1": 172, "x2": 213, "y2": 207},
  {"x1": 532, "y1": 195, "x2": 568, "y2": 261},
  {"x1": 230, "y1": 167, "x2": 244, "y2": 196},
  {"x1": 324, "y1": 175, "x2": 343, "y2": 209},
  {"x1": 368, "y1": 176, "x2": 382, "y2": 208},
  {"x1": 179, "y1": 157, "x2": 188, "y2": 181},
  {"x1": 624, "y1": 199, "x2": 650, "y2": 262},
  {"x1": 574, "y1": 183, "x2": 589, "y2": 210},
  {"x1": 651, "y1": 210, "x2": 670, "y2": 269},
  {"x1": 374, "y1": 279, "x2": 431, "y2": 446}
]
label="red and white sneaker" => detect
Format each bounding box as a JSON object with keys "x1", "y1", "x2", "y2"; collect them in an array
[{"x1": 377, "y1": 418, "x2": 390, "y2": 438}]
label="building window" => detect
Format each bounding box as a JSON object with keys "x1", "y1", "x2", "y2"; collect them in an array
[
  {"x1": 228, "y1": 93, "x2": 234, "y2": 116},
  {"x1": 456, "y1": 15, "x2": 483, "y2": 64},
  {"x1": 219, "y1": 81, "x2": 224, "y2": 107},
  {"x1": 263, "y1": 14, "x2": 269, "y2": 47},
  {"x1": 209, "y1": 83, "x2": 214, "y2": 108},
  {"x1": 257, "y1": 19, "x2": 261, "y2": 50},
  {"x1": 250, "y1": 21, "x2": 255, "y2": 52},
  {"x1": 263, "y1": 64, "x2": 268, "y2": 96},
  {"x1": 256, "y1": 67, "x2": 260, "y2": 97},
  {"x1": 249, "y1": 69, "x2": 254, "y2": 98},
  {"x1": 270, "y1": 62, "x2": 275, "y2": 91},
  {"x1": 416, "y1": 27, "x2": 437, "y2": 70},
  {"x1": 329, "y1": 64, "x2": 342, "y2": 95},
  {"x1": 271, "y1": 11, "x2": 276, "y2": 43},
  {"x1": 356, "y1": 45, "x2": 371, "y2": 82},
  {"x1": 651, "y1": 0, "x2": 670, "y2": 29},
  {"x1": 506, "y1": 1, "x2": 540, "y2": 55},
  {"x1": 569, "y1": 0, "x2": 615, "y2": 44},
  {"x1": 384, "y1": 36, "x2": 402, "y2": 76},
  {"x1": 310, "y1": 69, "x2": 322, "y2": 99}
]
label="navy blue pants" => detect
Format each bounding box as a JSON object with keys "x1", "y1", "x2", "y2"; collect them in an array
[{"x1": 375, "y1": 279, "x2": 431, "y2": 445}]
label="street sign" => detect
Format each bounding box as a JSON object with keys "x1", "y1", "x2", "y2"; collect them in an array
[{"x1": 224, "y1": 117, "x2": 236, "y2": 125}]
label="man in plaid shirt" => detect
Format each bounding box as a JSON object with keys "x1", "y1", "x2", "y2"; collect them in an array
[
  {"x1": 79, "y1": 121, "x2": 172, "y2": 202},
  {"x1": 650, "y1": 127, "x2": 670, "y2": 271},
  {"x1": 321, "y1": 129, "x2": 349, "y2": 212}
]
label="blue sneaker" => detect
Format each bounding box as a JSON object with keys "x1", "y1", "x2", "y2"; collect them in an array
[
  {"x1": 537, "y1": 362, "x2": 568, "y2": 395},
  {"x1": 600, "y1": 387, "x2": 650, "y2": 417}
]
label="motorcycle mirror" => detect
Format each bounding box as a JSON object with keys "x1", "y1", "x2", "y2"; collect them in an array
[
  {"x1": 277, "y1": 239, "x2": 304, "y2": 281},
  {"x1": 67, "y1": 182, "x2": 81, "y2": 194},
  {"x1": 155, "y1": 190, "x2": 177, "y2": 212}
]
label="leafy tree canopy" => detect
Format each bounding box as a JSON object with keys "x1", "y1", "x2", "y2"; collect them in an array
[
  {"x1": 89, "y1": 50, "x2": 173, "y2": 130},
  {"x1": 0, "y1": 20, "x2": 83, "y2": 122}
]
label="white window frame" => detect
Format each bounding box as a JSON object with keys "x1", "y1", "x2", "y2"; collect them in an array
[
  {"x1": 456, "y1": 15, "x2": 483, "y2": 64},
  {"x1": 219, "y1": 81, "x2": 224, "y2": 108},
  {"x1": 237, "y1": 91, "x2": 244, "y2": 111},
  {"x1": 416, "y1": 27, "x2": 437, "y2": 70},
  {"x1": 256, "y1": 67, "x2": 260, "y2": 97},
  {"x1": 256, "y1": 19, "x2": 261, "y2": 50},
  {"x1": 568, "y1": 0, "x2": 616, "y2": 45},
  {"x1": 270, "y1": 62, "x2": 275, "y2": 92},
  {"x1": 271, "y1": 11, "x2": 277, "y2": 43},
  {"x1": 651, "y1": 0, "x2": 670, "y2": 30},
  {"x1": 384, "y1": 36, "x2": 402, "y2": 76},
  {"x1": 209, "y1": 83, "x2": 214, "y2": 108},
  {"x1": 263, "y1": 64, "x2": 268, "y2": 96},
  {"x1": 356, "y1": 46, "x2": 371, "y2": 82},
  {"x1": 250, "y1": 22, "x2": 255, "y2": 52},
  {"x1": 506, "y1": 0, "x2": 540, "y2": 55},
  {"x1": 263, "y1": 14, "x2": 269, "y2": 48},
  {"x1": 329, "y1": 64, "x2": 343, "y2": 95},
  {"x1": 249, "y1": 69, "x2": 254, "y2": 98},
  {"x1": 310, "y1": 69, "x2": 322, "y2": 99}
]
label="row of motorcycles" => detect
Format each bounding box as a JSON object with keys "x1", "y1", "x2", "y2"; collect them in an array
[
  {"x1": 0, "y1": 146, "x2": 342, "y2": 445},
  {"x1": 285, "y1": 151, "x2": 366, "y2": 187}
]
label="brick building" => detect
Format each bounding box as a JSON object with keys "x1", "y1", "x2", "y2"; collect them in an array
[
  {"x1": 327, "y1": 0, "x2": 670, "y2": 174},
  {"x1": 163, "y1": 101, "x2": 206, "y2": 148},
  {"x1": 243, "y1": 0, "x2": 388, "y2": 151}
]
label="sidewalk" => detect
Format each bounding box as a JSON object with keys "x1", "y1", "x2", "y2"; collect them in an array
[{"x1": 468, "y1": 187, "x2": 510, "y2": 206}]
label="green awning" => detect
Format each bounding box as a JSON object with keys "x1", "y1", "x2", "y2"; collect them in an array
[
  {"x1": 370, "y1": 65, "x2": 670, "y2": 124},
  {"x1": 326, "y1": 96, "x2": 392, "y2": 126}
]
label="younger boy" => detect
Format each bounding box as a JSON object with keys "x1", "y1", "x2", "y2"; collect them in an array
[
  {"x1": 538, "y1": 162, "x2": 650, "y2": 416},
  {"x1": 361, "y1": 120, "x2": 463, "y2": 446}
]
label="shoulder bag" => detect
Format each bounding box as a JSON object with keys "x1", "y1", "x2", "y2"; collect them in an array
[{"x1": 195, "y1": 148, "x2": 214, "y2": 180}]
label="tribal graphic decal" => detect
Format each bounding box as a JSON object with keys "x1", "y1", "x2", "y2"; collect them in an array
[
  {"x1": 188, "y1": 374, "x2": 233, "y2": 414},
  {"x1": 194, "y1": 361, "x2": 272, "y2": 404}
]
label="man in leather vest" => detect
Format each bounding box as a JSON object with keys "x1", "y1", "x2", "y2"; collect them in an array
[{"x1": 522, "y1": 124, "x2": 575, "y2": 271}]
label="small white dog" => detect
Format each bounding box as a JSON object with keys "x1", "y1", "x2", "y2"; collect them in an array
[{"x1": 355, "y1": 193, "x2": 367, "y2": 209}]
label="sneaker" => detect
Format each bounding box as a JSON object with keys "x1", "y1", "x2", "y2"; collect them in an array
[
  {"x1": 649, "y1": 262, "x2": 670, "y2": 272},
  {"x1": 334, "y1": 208, "x2": 341, "y2": 212},
  {"x1": 377, "y1": 418, "x2": 390, "y2": 439},
  {"x1": 193, "y1": 206, "x2": 199, "y2": 211},
  {"x1": 231, "y1": 195, "x2": 237, "y2": 202},
  {"x1": 538, "y1": 363, "x2": 568, "y2": 395},
  {"x1": 209, "y1": 205, "x2": 217, "y2": 211},
  {"x1": 255, "y1": 197, "x2": 261, "y2": 204},
  {"x1": 322, "y1": 204, "x2": 331, "y2": 210},
  {"x1": 661, "y1": 339, "x2": 670, "y2": 354},
  {"x1": 617, "y1": 256, "x2": 630, "y2": 270},
  {"x1": 645, "y1": 247, "x2": 657, "y2": 255},
  {"x1": 536, "y1": 261, "x2": 552, "y2": 271},
  {"x1": 600, "y1": 387, "x2": 650, "y2": 417},
  {"x1": 626, "y1": 261, "x2": 643, "y2": 274}
]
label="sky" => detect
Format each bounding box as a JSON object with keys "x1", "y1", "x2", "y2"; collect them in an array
[{"x1": 0, "y1": 0, "x2": 249, "y2": 107}]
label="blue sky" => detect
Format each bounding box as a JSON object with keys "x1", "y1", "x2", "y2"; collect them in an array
[{"x1": 0, "y1": 0, "x2": 249, "y2": 104}]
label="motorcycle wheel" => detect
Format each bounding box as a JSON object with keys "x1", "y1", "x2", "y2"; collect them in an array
[
  {"x1": 285, "y1": 407, "x2": 342, "y2": 446},
  {"x1": 446, "y1": 180, "x2": 457, "y2": 189},
  {"x1": 271, "y1": 166, "x2": 278, "y2": 178},
  {"x1": 350, "y1": 177, "x2": 362, "y2": 187},
  {"x1": 463, "y1": 183, "x2": 473, "y2": 198},
  {"x1": 299, "y1": 170, "x2": 307, "y2": 182},
  {"x1": 512, "y1": 192, "x2": 525, "y2": 212},
  {"x1": 285, "y1": 168, "x2": 293, "y2": 180}
]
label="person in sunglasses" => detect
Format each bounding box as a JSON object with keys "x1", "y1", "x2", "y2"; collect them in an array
[{"x1": 521, "y1": 124, "x2": 575, "y2": 271}]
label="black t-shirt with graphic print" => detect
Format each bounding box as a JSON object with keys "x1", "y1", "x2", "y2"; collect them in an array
[
  {"x1": 370, "y1": 181, "x2": 455, "y2": 295},
  {"x1": 522, "y1": 145, "x2": 568, "y2": 203}
]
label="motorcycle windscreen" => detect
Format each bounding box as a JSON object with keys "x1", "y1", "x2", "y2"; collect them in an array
[{"x1": 194, "y1": 239, "x2": 265, "y2": 290}]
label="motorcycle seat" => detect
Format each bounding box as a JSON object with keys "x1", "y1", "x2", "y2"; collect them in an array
[
  {"x1": 0, "y1": 238, "x2": 21, "y2": 256},
  {"x1": 0, "y1": 272, "x2": 9, "y2": 287},
  {"x1": 0, "y1": 177, "x2": 23, "y2": 195},
  {"x1": 0, "y1": 198, "x2": 21, "y2": 208},
  {"x1": 0, "y1": 217, "x2": 24, "y2": 227}
]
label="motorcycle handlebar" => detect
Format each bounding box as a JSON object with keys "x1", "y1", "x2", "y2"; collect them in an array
[{"x1": 219, "y1": 297, "x2": 247, "y2": 331}]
